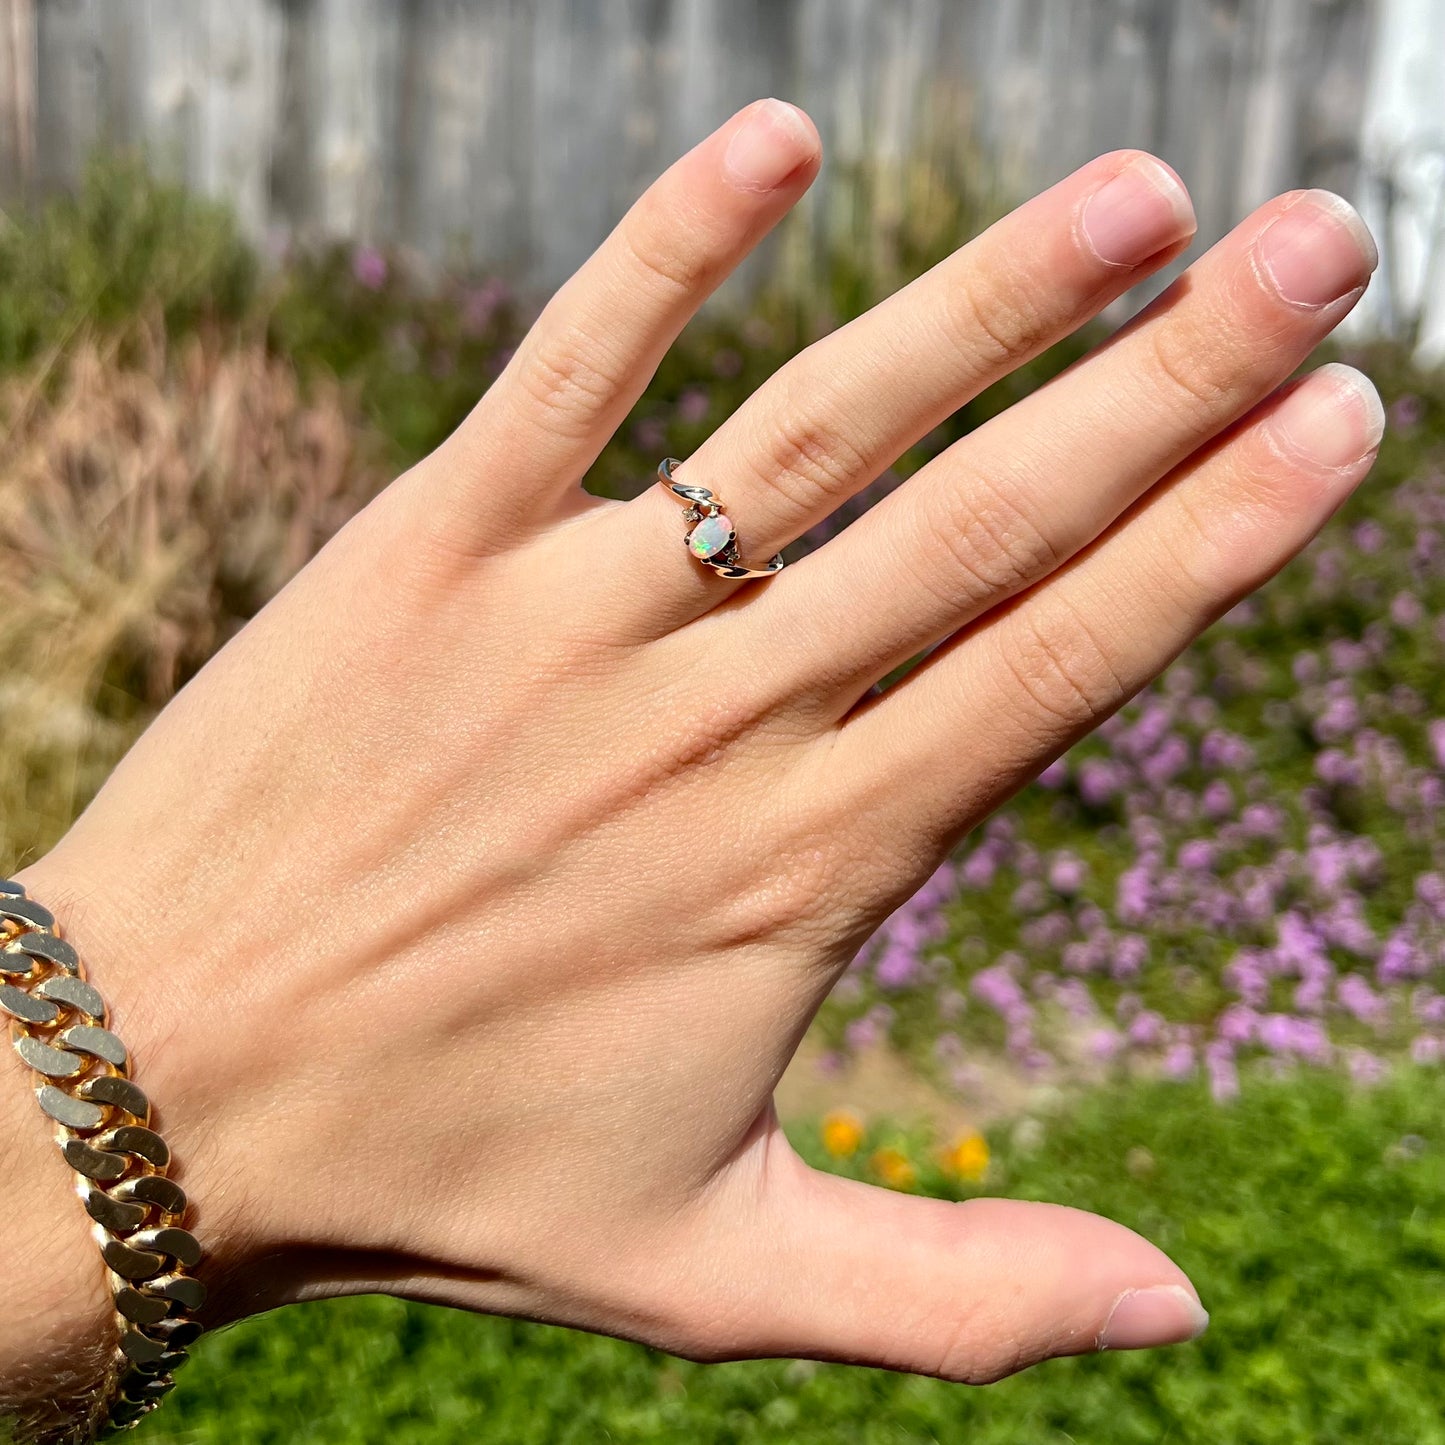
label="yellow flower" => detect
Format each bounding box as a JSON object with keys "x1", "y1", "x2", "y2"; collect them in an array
[
  {"x1": 821, "y1": 1108, "x2": 865, "y2": 1158},
  {"x1": 869, "y1": 1145, "x2": 918, "y2": 1190},
  {"x1": 941, "y1": 1131, "x2": 990, "y2": 1182}
]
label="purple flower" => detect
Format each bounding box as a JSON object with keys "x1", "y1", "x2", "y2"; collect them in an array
[
  {"x1": 1201, "y1": 779, "x2": 1236, "y2": 820},
  {"x1": 1314, "y1": 694, "x2": 1363, "y2": 743},
  {"x1": 1088, "y1": 1027, "x2": 1123, "y2": 1062},
  {"x1": 676, "y1": 387, "x2": 711, "y2": 423},
  {"x1": 1116, "y1": 867, "x2": 1152, "y2": 925},
  {"x1": 1241, "y1": 802, "x2": 1285, "y2": 840},
  {"x1": 1217, "y1": 1004, "x2": 1259, "y2": 1045},
  {"x1": 1111, "y1": 933, "x2": 1149, "y2": 980},
  {"x1": 711, "y1": 347, "x2": 744, "y2": 378},
  {"x1": 1412, "y1": 988, "x2": 1445, "y2": 1026},
  {"x1": 1048, "y1": 852, "x2": 1088, "y2": 895},
  {"x1": 1205, "y1": 1039, "x2": 1240, "y2": 1102},
  {"x1": 1127, "y1": 1009, "x2": 1165, "y2": 1047},
  {"x1": 1391, "y1": 591, "x2": 1425, "y2": 627},
  {"x1": 1411, "y1": 1036, "x2": 1442, "y2": 1065},
  {"x1": 1200, "y1": 729, "x2": 1255, "y2": 771},
  {"x1": 1389, "y1": 392, "x2": 1424, "y2": 428},
  {"x1": 972, "y1": 964, "x2": 1028, "y2": 1016},
  {"x1": 1429, "y1": 720, "x2": 1445, "y2": 772},
  {"x1": 960, "y1": 846, "x2": 998, "y2": 889},
  {"x1": 1316, "y1": 749, "x2": 1364, "y2": 787},
  {"x1": 1378, "y1": 929, "x2": 1427, "y2": 985},
  {"x1": 1141, "y1": 734, "x2": 1191, "y2": 788},
  {"x1": 1078, "y1": 758, "x2": 1122, "y2": 805},
  {"x1": 874, "y1": 943, "x2": 921, "y2": 990},
  {"x1": 1161, "y1": 1041, "x2": 1196, "y2": 1079},
  {"x1": 1347, "y1": 1048, "x2": 1387, "y2": 1085},
  {"x1": 1011, "y1": 880, "x2": 1048, "y2": 915},
  {"x1": 461, "y1": 276, "x2": 511, "y2": 333},
  {"x1": 352, "y1": 245, "x2": 388, "y2": 289},
  {"x1": 845, "y1": 1014, "x2": 881, "y2": 1050},
  {"x1": 1337, "y1": 973, "x2": 1387, "y2": 1027},
  {"x1": 1352, "y1": 520, "x2": 1386, "y2": 554},
  {"x1": 1038, "y1": 757, "x2": 1070, "y2": 789}
]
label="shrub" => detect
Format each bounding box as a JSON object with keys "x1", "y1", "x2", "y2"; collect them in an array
[{"x1": 0, "y1": 324, "x2": 388, "y2": 863}]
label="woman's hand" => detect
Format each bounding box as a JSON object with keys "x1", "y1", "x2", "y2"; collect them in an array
[{"x1": 12, "y1": 98, "x2": 1379, "y2": 1385}]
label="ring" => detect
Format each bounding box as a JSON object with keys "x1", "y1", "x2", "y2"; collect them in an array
[{"x1": 656, "y1": 457, "x2": 786, "y2": 580}]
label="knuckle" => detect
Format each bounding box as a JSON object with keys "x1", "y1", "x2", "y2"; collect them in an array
[
  {"x1": 1001, "y1": 604, "x2": 1128, "y2": 731},
  {"x1": 747, "y1": 372, "x2": 871, "y2": 512},
  {"x1": 1160, "y1": 480, "x2": 1272, "y2": 624},
  {"x1": 709, "y1": 821, "x2": 842, "y2": 950},
  {"x1": 616, "y1": 210, "x2": 714, "y2": 301},
  {"x1": 1163, "y1": 487, "x2": 1231, "y2": 597},
  {"x1": 943, "y1": 273, "x2": 1048, "y2": 367},
  {"x1": 914, "y1": 474, "x2": 1062, "y2": 612},
  {"x1": 1145, "y1": 321, "x2": 1236, "y2": 421},
  {"x1": 514, "y1": 330, "x2": 625, "y2": 437},
  {"x1": 934, "y1": 1331, "x2": 1031, "y2": 1386}
]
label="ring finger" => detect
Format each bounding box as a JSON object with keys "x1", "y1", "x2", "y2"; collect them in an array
[{"x1": 590, "y1": 149, "x2": 1197, "y2": 634}]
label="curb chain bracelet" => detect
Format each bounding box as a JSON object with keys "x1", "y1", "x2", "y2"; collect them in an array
[{"x1": 1, "y1": 879, "x2": 205, "y2": 1440}]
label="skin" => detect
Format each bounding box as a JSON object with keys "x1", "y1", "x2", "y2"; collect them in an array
[{"x1": 1, "y1": 97, "x2": 1383, "y2": 1427}]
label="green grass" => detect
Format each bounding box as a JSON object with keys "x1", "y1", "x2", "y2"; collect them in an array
[{"x1": 136, "y1": 1066, "x2": 1445, "y2": 1444}]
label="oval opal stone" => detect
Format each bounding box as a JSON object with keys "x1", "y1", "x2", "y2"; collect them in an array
[{"x1": 688, "y1": 513, "x2": 733, "y2": 559}]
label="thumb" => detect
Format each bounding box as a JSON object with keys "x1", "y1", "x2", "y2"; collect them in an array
[{"x1": 694, "y1": 1131, "x2": 1208, "y2": 1384}]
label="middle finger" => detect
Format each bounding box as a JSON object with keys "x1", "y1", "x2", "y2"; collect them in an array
[{"x1": 592, "y1": 150, "x2": 1196, "y2": 634}]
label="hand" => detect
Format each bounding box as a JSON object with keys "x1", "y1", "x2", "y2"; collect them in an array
[{"x1": 13, "y1": 97, "x2": 1379, "y2": 1388}]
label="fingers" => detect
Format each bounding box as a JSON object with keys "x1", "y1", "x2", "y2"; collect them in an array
[
  {"x1": 591, "y1": 150, "x2": 1196, "y2": 632},
  {"x1": 683, "y1": 1137, "x2": 1205, "y2": 1382},
  {"x1": 427, "y1": 98, "x2": 820, "y2": 552},
  {"x1": 751, "y1": 189, "x2": 1377, "y2": 716},
  {"x1": 827, "y1": 363, "x2": 1383, "y2": 859}
]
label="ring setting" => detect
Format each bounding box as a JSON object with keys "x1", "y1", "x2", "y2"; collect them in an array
[{"x1": 657, "y1": 457, "x2": 785, "y2": 580}]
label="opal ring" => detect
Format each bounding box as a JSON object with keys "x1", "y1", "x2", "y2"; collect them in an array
[{"x1": 656, "y1": 457, "x2": 786, "y2": 580}]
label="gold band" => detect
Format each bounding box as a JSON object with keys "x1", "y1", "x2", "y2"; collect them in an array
[{"x1": 1, "y1": 879, "x2": 205, "y2": 1440}]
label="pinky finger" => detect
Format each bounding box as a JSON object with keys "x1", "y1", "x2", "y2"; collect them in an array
[{"x1": 832, "y1": 363, "x2": 1385, "y2": 855}]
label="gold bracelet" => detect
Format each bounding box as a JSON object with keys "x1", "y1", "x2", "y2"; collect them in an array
[{"x1": 1, "y1": 879, "x2": 205, "y2": 1440}]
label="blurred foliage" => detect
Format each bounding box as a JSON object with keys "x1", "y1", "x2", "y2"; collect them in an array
[
  {"x1": 0, "y1": 325, "x2": 389, "y2": 863},
  {"x1": 0, "y1": 155, "x2": 255, "y2": 375},
  {"x1": 136, "y1": 1066, "x2": 1445, "y2": 1444}
]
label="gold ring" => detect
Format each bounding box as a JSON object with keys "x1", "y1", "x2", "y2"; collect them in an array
[{"x1": 656, "y1": 458, "x2": 785, "y2": 580}]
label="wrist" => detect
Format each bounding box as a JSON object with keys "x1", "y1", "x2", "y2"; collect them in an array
[
  {"x1": 7, "y1": 849, "x2": 287, "y2": 1352},
  {"x1": 0, "y1": 1027, "x2": 116, "y2": 1441}
]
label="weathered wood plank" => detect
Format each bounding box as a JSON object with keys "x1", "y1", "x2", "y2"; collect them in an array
[{"x1": 4, "y1": 0, "x2": 1435, "y2": 349}]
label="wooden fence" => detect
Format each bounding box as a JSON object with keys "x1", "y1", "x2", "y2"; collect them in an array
[{"x1": 6, "y1": 0, "x2": 1439, "y2": 354}]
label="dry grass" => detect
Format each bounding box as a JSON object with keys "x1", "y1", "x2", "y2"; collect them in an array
[{"x1": 0, "y1": 319, "x2": 389, "y2": 867}]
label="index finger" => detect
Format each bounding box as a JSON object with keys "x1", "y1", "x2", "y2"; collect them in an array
[{"x1": 431, "y1": 98, "x2": 821, "y2": 550}]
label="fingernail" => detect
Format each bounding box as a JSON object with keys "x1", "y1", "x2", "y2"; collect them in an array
[
  {"x1": 1079, "y1": 156, "x2": 1196, "y2": 267},
  {"x1": 1256, "y1": 190, "x2": 1378, "y2": 306},
  {"x1": 722, "y1": 99, "x2": 816, "y2": 193},
  {"x1": 1269, "y1": 363, "x2": 1386, "y2": 469},
  {"x1": 1098, "y1": 1285, "x2": 1209, "y2": 1351}
]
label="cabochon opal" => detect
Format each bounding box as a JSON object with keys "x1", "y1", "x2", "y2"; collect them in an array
[{"x1": 688, "y1": 513, "x2": 733, "y2": 559}]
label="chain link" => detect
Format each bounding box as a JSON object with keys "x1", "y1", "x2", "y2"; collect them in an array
[{"x1": 1, "y1": 879, "x2": 205, "y2": 1440}]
